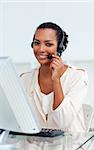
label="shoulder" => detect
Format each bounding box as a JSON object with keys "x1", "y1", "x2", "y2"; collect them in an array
[
  {"x1": 19, "y1": 67, "x2": 39, "y2": 88},
  {"x1": 68, "y1": 65, "x2": 87, "y2": 77},
  {"x1": 68, "y1": 66, "x2": 88, "y2": 85},
  {"x1": 20, "y1": 67, "x2": 38, "y2": 80}
]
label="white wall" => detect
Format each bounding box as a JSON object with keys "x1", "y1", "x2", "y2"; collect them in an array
[{"x1": 0, "y1": 1, "x2": 94, "y2": 64}]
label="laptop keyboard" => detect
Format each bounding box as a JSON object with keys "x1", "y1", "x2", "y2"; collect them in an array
[
  {"x1": 0, "y1": 129, "x2": 64, "y2": 137},
  {"x1": 32, "y1": 128, "x2": 64, "y2": 137}
]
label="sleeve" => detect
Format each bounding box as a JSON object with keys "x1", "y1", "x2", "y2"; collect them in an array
[
  {"x1": 19, "y1": 72, "x2": 30, "y2": 91},
  {"x1": 19, "y1": 70, "x2": 35, "y2": 91},
  {"x1": 19, "y1": 69, "x2": 37, "y2": 92},
  {"x1": 49, "y1": 69, "x2": 88, "y2": 128}
]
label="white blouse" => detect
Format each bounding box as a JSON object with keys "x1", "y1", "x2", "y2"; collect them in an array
[{"x1": 20, "y1": 66, "x2": 88, "y2": 133}]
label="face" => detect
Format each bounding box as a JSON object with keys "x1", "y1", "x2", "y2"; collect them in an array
[{"x1": 32, "y1": 28, "x2": 58, "y2": 65}]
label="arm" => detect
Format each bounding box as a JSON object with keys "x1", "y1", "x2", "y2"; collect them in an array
[
  {"x1": 52, "y1": 79, "x2": 64, "y2": 110},
  {"x1": 50, "y1": 54, "x2": 67, "y2": 110},
  {"x1": 49, "y1": 69, "x2": 88, "y2": 130},
  {"x1": 50, "y1": 55, "x2": 88, "y2": 129}
]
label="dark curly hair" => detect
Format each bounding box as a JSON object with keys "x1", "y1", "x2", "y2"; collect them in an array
[{"x1": 32, "y1": 22, "x2": 68, "y2": 56}]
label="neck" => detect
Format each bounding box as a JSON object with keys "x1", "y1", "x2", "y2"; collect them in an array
[{"x1": 40, "y1": 64, "x2": 52, "y2": 78}]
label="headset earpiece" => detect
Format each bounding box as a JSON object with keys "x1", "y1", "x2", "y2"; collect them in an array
[
  {"x1": 31, "y1": 42, "x2": 33, "y2": 48},
  {"x1": 57, "y1": 31, "x2": 65, "y2": 56}
]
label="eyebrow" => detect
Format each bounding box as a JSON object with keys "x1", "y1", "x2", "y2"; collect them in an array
[
  {"x1": 45, "y1": 40, "x2": 53, "y2": 42},
  {"x1": 34, "y1": 39, "x2": 54, "y2": 42}
]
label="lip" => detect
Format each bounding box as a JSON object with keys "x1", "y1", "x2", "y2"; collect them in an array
[{"x1": 38, "y1": 55, "x2": 48, "y2": 59}]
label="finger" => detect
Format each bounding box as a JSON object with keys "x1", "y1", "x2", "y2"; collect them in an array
[
  {"x1": 51, "y1": 60, "x2": 62, "y2": 69},
  {"x1": 52, "y1": 57, "x2": 61, "y2": 64},
  {"x1": 52, "y1": 54, "x2": 60, "y2": 60},
  {"x1": 52, "y1": 58, "x2": 64, "y2": 67},
  {"x1": 50, "y1": 64, "x2": 57, "y2": 70},
  {"x1": 52, "y1": 61, "x2": 60, "y2": 67},
  {"x1": 52, "y1": 55, "x2": 63, "y2": 62}
]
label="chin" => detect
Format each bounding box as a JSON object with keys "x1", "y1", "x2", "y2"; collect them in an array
[{"x1": 38, "y1": 59, "x2": 50, "y2": 65}]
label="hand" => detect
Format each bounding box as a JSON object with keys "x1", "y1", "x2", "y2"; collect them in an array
[{"x1": 50, "y1": 55, "x2": 65, "y2": 81}]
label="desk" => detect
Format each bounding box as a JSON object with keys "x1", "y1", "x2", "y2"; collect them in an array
[{"x1": 0, "y1": 132, "x2": 94, "y2": 150}]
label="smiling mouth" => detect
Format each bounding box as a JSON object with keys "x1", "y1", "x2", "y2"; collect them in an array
[{"x1": 38, "y1": 55, "x2": 48, "y2": 59}]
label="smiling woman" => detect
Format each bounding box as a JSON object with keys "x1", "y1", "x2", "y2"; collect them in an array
[{"x1": 20, "y1": 22, "x2": 88, "y2": 134}]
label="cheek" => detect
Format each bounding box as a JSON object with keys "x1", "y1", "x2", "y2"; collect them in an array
[
  {"x1": 33, "y1": 47, "x2": 38, "y2": 55},
  {"x1": 49, "y1": 46, "x2": 57, "y2": 54}
]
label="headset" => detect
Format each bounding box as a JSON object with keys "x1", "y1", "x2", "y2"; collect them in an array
[{"x1": 56, "y1": 31, "x2": 65, "y2": 57}]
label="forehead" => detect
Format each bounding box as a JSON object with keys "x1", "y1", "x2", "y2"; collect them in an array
[{"x1": 34, "y1": 28, "x2": 57, "y2": 41}]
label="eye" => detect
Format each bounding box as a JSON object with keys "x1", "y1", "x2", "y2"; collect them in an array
[
  {"x1": 33, "y1": 40, "x2": 40, "y2": 46},
  {"x1": 45, "y1": 43, "x2": 53, "y2": 47}
]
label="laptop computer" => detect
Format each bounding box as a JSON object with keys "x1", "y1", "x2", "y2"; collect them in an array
[{"x1": 0, "y1": 57, "x2": 64, "y2": 138}]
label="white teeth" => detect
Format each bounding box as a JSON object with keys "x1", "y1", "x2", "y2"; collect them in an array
[{"x1": 39, "y1": 55, "x2": 47, "y2": 59}]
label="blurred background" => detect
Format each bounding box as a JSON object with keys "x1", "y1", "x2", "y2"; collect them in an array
[{"x1": 0, "y1": 1, "x2": 94, "y2": 108}]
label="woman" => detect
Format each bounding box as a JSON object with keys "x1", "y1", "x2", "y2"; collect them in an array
[{"x1": 21, "y1": 22, "x2": 88, "y2": 133}]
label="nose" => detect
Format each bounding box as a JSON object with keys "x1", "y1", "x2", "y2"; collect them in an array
[{"x1": 39, "y1": 44, "x2": 45, "y2": 53}]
